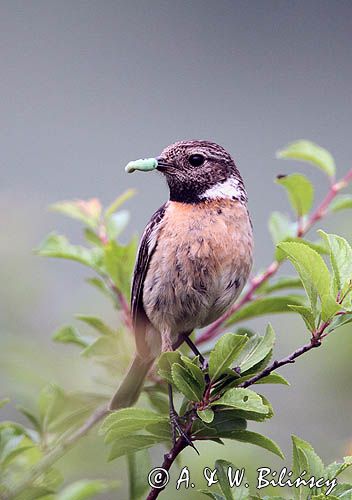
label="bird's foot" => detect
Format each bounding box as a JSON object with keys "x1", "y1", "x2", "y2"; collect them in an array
[{"x1": 169, "y1": 408, "x2": 199, "y2": 454}]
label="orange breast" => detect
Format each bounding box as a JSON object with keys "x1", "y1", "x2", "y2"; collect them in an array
[{"x1": 143, "y1": 199, "x2": 253, "y2": 337}]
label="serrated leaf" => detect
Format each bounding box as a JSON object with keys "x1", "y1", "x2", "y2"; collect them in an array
[
  {"x1": 275, "y1": 237, "x2": 329, "y2": 263},
  {"x1": 239, "y1": 324, "x2": 275, "y2": 373},
  {"x1": 277, "y1": 140, "x2": 335, "y2": 177},
  {"x1": 212, "y1": 388, "x2": 269, "y2": 415},
  {"x1": 105, "y1": 189, "x2": 136, "y2": 217},
  {"x1": 127, "y1": 449, "x2": 151, "y2": 500},
  {"x1": 181, "y1": 355, "x2": 205, "y2": 388},
  {"x1": 76, "y1": 315, "x2": 114, "y2": 336},
  {"x1": 52, "y1": 325, "x2": 89, "y2": 348},
  {"x1": 278, "y1": 241, "x2": 339, "y2": 321},
  {"x1": 276, "y1": 173, "x2": 314, "y2": 216},
  {"x1": 158, "y1": 351, "x2": 182, "y2": 384},
  {"x1": 104, "y1": 239, "x2": 137, "y2": 299},
  {"x1": 209, "y1": 334, "x2": 248, "y2": 381},
  {"x1": 172, "y1": 363, "x2": 204, "y2": 401},
  {"x1": 269, "y1": 212, "x2": 296, "y2": 245},
  {"x1": 108, "y1": 434, "x2": 164, "y2": 461},
  {"x1": 330, "y1": 194, "x2": 352, "y2": 212},
  {"x1": 292, "y1": 435, "x2": 325, "y2": 498},
  {"x1": 318, "y1": 231, "x2": 352, "y2": 295},
  {"x1": 197, "y1": 408, "x2": 214, "y2": 423},
  {"x1": 288, "y1": 305, "x2": 316, "y2": 332},
  {"x1": 253, "y1": 373, "x2": 290, "y2": 386},
  {"x1": 35, "y1": 233, "x2": 103, "y2": 271},
  {"x1": 325, "y1": 456, "x2": 352, "y2": 480},
  {"x1": 50, "y1": 198, "x2": 102, "y2": 228},
  {"x1": 224, "y1": 430, "x2": 284, "y2": 459},
  {"x1": 226, "y1": 295, "x2": 305, "y2": 326},
  {"x1": 57, "y1": 479, "x2": 119, "y2": 500}
]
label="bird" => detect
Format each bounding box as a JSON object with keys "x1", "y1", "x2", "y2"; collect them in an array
[{"x1": 109, "y1": 140, "x2": 253, "y2": 438}]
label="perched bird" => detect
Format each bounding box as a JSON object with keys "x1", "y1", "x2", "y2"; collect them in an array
[{"x1": 109, "y1": 140, "x2": 253, "y2": 429}]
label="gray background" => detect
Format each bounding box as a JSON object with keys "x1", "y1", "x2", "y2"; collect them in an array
[{"x1": 1, "y1": 0, "x2": 352, "y2": 497}]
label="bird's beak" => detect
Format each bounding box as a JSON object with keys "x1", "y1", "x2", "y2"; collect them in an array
[{"x1": 125, "y1": 156, "x2": 173, "y2": 174}]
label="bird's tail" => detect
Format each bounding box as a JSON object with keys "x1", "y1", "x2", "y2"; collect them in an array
[{"x1": 109, "y1": 354, "x2": 154, "y2": 411}]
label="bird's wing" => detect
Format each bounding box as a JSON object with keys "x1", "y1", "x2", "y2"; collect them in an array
[{"x1": 131, "y1": 203, "x2": 167, "y2": 357}]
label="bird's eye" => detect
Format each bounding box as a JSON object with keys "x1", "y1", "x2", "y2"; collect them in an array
[{"x1": 188, "y1": 154, "x2": 205, "y2": 167}]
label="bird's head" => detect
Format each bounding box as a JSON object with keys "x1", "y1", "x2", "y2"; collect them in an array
[{"x1": 126, "y1": 140, "x2": 247, "y2": 204}]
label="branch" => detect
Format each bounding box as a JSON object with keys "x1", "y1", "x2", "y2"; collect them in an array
[
  {"x1": 146, "y1": 421, "x2": 192, "y2": 500},
  {"x1": 239, "y1": 318, "x2": 332, "y2": 388},
  {"x1": 197, "y1": 168, "x2": 352, "y2": 346}
]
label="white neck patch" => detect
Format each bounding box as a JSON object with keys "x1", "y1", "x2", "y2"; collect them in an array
[{"x1": 199, "y1": 177, "x2": 244, "y2": 201}]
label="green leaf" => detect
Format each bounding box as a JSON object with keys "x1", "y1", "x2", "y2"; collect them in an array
[
  {"x1": 226, "y1": 295, "x2": 305, "y2": 326},
  {"x1": 259, "y1": 276, "x2": 303, "y2": 294},
  {"x1": 192, "y1": 409, "x2": 247, "y2": 438},
  {"x1": 276, "y1": 173, "x2": 314, "y2": 216},
  {"x1": 57, "y1": 479, "x2": 119, "y2": 500},
  {"x1": 224, "y1": 430, "x2": 284, "y2": 459},
  {"x1": 127, "y1": 449, "x2": 151, "y2": 500},
  {"x1": 145, "y1": 390, "x2": 169, "y2": 415},
  {"x1": 84, "y1": 228, "x2": 102, "y2": 246},
  {"x1": 209, "y1": 333, "x2": 248, "y2": 381},
  {"x1": 50, "y1": 198, "x2": 102, "y2": 228},
  {"x1": 288, "y1": 305, "x2": 316, "y2": 332},
  {"x1": 329, "y1": 194, "x2": 352, "y2": 212},
  {"x1": 104, "y1": 239, "x2": 137, "y2": 298},
  {"x1": 158, "y1": 351, "x2": 182, "y2": 384},
  {"x1": 52, "y1": 325, "x2": 89, "y2": 348},
  {"x1": 199, "y1": 491, "x2": 225, "y2": 500},
  {"x1": 318, "y1": 231, "x2": 352, "y2": 294},
  {"x1": 197, "y1": 408, "x2": 214, "y2": 423},
  {"x1": 277, "y1": 140, "x2": 336, "y2": 177},
  {"x1": 327, "y1": 483, "x2": 352, "y2": 497},
  {"x1": 268, "y1": 212, "x2": 296, "y2": 245},
  {"x1": 325, "y1": 456, "x2": 352, "y2": 480},
  {"x1": 216, "y1": 459, "x2": 249, "y2": 500},
  {"x1": 180, "y1": 355, "x2": 205, "y2": 388},
  {"x1": 35, "y1": 233, "x2": 103, "y2": 271},
  {"x1": 81, "y1": 336, "x2": 119, "y2": 358},
  {"x1": 292, "y1": 435, "x2": 325, "y2": 498},
  {"x1": 76, "y1": 315, "x2": 114, "y2": 336},
  {"x1": 105, "y1": 189, "x2": 136, "y2": 217},
  {"x1": 253, "y1": 373, "x2": 290, "y2": 386},
  {"x1": 275, "y1": 237, "x2": 329, "y2": 263},
  {"x1": 38, "y1": 384, "x2": 66, "y2": 431},
  {"x1": 108, "y1": 434, "x2": 165, "y2": 461},
  {"x1": 212, "y1": 388, "x2": 269, "y2": 415},
  {"x1": 239, "y1": 324, "x2": 275, "y2": 373},
  {"x1": 16, "y1": 406, "x2": 42, "y2": 433},
  {"x1": 172, "y1": 363, "x2": 204, "y2": 401},
  {"x1": 278, "y1": 241, "x2": 339, "y2": 321},
  {"x1": 100, "y1": 408, "x2": 165, "y2": 436}
]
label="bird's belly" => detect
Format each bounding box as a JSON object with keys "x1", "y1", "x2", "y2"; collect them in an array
[{"x1": 142, "y1": 200, "x2": 253, "y2": 338}]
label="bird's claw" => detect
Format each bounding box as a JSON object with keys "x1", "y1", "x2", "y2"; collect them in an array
[{"x1": 169, "y1": 410, "x2": 199, "y2": 455}]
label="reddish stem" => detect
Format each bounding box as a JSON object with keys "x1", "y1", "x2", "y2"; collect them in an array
[{"x1": 196, "y1": 168, "x2": 352, "y2": 346}]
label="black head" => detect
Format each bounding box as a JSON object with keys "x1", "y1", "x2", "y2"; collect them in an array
[{"x1": 156, "y1": 140, "x2": 247, "y2": 204}]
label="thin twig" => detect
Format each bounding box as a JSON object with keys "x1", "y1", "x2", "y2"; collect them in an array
[{"x1": 196, "y1": 168, "x2": 352, "y2": 346}]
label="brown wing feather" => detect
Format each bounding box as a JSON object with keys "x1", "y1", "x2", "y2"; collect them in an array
[{"x1": 131, "y1": 203, "x2": 167, "y2": 357}]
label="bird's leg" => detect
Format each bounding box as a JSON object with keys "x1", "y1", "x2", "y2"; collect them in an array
[
  {"x1": 168, "y1": 384, "x2": 199, "y2": 454},
  {"x1": 182, "y1": 333, "x2": 208, "y2": 372}
]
